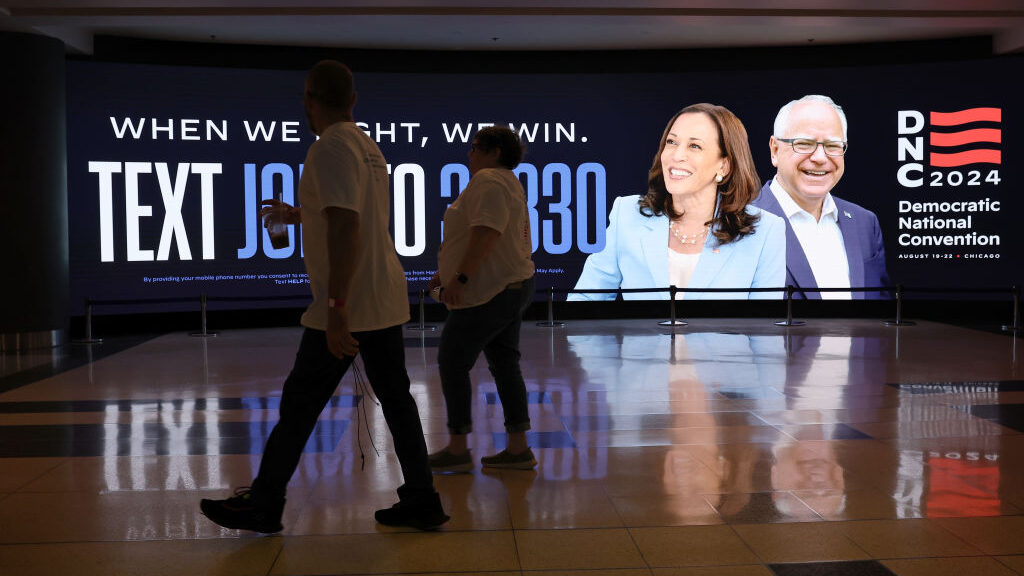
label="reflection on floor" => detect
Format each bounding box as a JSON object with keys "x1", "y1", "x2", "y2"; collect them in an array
[{"x1": 2, "y1": 318, "x2": 1024, "y2": 576}]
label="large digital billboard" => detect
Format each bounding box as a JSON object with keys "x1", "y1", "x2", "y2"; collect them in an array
[{"x1": 66, "y1": 57, "x2": 1022, "y2": 313}]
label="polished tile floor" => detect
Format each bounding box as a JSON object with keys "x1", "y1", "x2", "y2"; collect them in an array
[{"x1": 2, "y1": 317, "x2": 1024, "y2": 576}]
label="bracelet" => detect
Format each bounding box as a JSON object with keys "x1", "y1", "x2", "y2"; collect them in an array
[{"x1": 328, "y1": 297, "x2": 346, "y2": 309}]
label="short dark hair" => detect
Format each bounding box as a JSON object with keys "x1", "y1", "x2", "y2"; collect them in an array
[
  {"x1": 306, "y1": 60, "x2": 354, "y2": 110},
  {"x1": 474, "y1": 126, "x2": 524, "y2": 169}
]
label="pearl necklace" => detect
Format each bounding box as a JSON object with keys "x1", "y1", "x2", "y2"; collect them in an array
[{"x1": 670, "y1": 221, "x2": 709, "y2": 245}]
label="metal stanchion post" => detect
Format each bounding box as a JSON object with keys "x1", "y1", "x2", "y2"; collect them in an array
[
  {"x1": 775, "y1": 285, "x2": 805, "y2": 327},
  {"x1": 537, "y1": 286, "x2": 565, "y2": 327},
  {"x1": 408, "y1": 289, "x2": 437, "y2": 331},
  {"x1": 72, "y1": 298, "x2": 104, "y2": 345},
  {"x1": 884, "y1": 284, "x2": 916, "y2": 327},
  {"x1": 1003, "y1": 285, "x2": 1020, "y2": 333},
  {"x1": 658, "y1": 285, "x2": 687, "y2": 327},
  {"x1": 190, "y1": 294, "x2": 219, "y2": 337}
]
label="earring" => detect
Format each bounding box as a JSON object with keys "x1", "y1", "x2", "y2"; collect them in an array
[{"x1": 715, "y1": 174, "x2": 724, "y2": 183}]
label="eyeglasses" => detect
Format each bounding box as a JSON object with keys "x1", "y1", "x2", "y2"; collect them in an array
[{"x1": 776, "y1": 137, "x2": 848, "y2": 157}]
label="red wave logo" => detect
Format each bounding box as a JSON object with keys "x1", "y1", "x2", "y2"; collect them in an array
[
  {"x1": 930, "y1": 149, "x2": 1002, "y2": 168},
  {"x1": 930, "y1": 108, "x2": 1001, "y2": 126},
  {"x1": 928, "y1": 107, "x2": 1001, "y2": 167}
]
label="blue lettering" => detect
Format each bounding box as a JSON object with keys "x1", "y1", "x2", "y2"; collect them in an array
[
  {"x1": 261, "y1": 163, "x2": 295, "y2": 259},
  {"x1": 237, "y1": 163, "x2": 259, "y2": 259},
  {"x1": 514, "y1": 163, "x2": 540, "y2": 253},
  {"x1": 542, "y1": 163, "x2": 572, "y2": 255},
  {"x1": 577, "y1": 163, "x2": 606, "y2": 253}
]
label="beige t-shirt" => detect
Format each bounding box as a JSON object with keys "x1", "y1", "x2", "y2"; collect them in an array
[
  {"x1": 298, "y1": 121, "x2": 410, "y2": 332},
  {"x1": 438, "y1": 168, "x2": 534, "y2": 309}
]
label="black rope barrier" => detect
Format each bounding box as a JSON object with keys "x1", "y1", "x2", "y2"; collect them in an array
[
  {"x1": 534, "y1": 284, "x2": 1021, "y2": 331},
  {"x1": 75, "y1": 282, "x2": 1021, "y2": 342},
  {"x1": 75, "y1": 293, "x2": 314, "y2": 343}
]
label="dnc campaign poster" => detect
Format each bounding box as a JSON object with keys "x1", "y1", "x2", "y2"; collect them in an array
[{"x1": 65, "y1": 56, "x2": 1022, "y2": 312}]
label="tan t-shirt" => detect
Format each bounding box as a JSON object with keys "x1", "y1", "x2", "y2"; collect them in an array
[
  {"x1": 298, "y1": 121, "x2": 410, "y2": 332},
  {"x1": 438, "y1": 168, "x2": 534, "y2": 309}
]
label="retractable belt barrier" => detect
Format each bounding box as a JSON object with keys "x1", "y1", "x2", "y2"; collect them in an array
[{"x1": 72, "y1": 284, "x2": 1021, "y2": 344}]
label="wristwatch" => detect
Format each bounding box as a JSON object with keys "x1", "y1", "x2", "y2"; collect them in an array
[{"x1": 456, "y1": 273, "x2": 469, "y2": 284}]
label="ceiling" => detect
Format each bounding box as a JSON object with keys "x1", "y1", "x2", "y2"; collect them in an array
[{"x1": 2, "y1": 1, "x2": 1024, "y2": 55}]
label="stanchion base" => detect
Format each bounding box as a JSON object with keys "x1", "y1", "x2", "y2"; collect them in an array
[
  {"x1": 774, "y1": 320, "x2": 806, "y2": 327},
  {"x1": 536, "y1": 321, "x2": 566, "y2": 327},
  {"x1": 1002, "y1": 325, "x2": 1020, "y2": 332},
  {"x1": 883, "y1": 320, "x2": 916, "y2": 327},
  {"x1": 189, "y1": 332, "x2": 219, "y2": 338},
  {"x1": 72, "y1": 338, "x2": 104, "y2": 345},
  {"x1": 658, "y1": 320, "x2": 688, "y2": 326},
  {"x1": 407, "y1": 325, "x2": 438, "y2": 331}
]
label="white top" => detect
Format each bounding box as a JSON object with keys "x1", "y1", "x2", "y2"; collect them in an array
[
  {"x1": 667, "y1": 249, "x2": 700, "y2": 300},
  {"x1": 298, "y1": 121, "x2": 410, "y2": 332},
  {"x1": 438, "y1": 168, "x2": 534, "y2": 309},
  {"x1": 770, "y1": 178, "x2": 851, "y2": 300}
]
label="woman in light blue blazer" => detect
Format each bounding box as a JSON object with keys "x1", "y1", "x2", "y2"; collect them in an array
[{"x1": 569, "y1": 103, "x2": 785, "y2": 301}]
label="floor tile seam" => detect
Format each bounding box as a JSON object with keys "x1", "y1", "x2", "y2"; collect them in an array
[
  {"x1": 0, "y1": 335, "x2": 165, "y2": 395},
  {"x1": 993, "y1": 555, "x2": 1024, "y2": 575},
  {"x1": 294, "y1": 571, "x2": 522, "y2": 576},
  {"x1": 842, "y1": 518, "x2": 990, "y2": 558},
  {"x1": 746, "y1": 411, "x2": 778, "y2": 427},
  {"x1": 0, "y1": 536, "x2": 230, "y2": 546},
  {"x1": 786, "y1": 490, "x2": 830, "y2": 523},
  {"x1": 263, "y1": 530, "x2": 286, "y2": 576},
  {"x1": 728, "y1": 520, "x2": 872, "y2": 563},
  {"x1": 598, "y1": 473, "x2": 633, "y2": 530},
  {"x1": 875, "y1": 552, "x2": 1008, "y2": 566},
  {"x1": 925, "y1": 517, "x2": 1016, "y2": 556},
  {"x1": 340, "y1": 526, "x2": 522, "y2": 537},
  {"x1": 507, "y1": 521, "x2": 525, "y2": 573},
  {"x1": 623, "y1": 524, "x2": 660, "y2": 571},
  {"x1": 4, "y1": 458, "x2": 67, "y2": 494},
  {"x1": 723, "y1": 524, "x2": 771, "y2": 566}
]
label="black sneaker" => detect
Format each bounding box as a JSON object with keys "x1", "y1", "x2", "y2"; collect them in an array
[
  {"x1": 200, "y1": 487, "x2": 285, "y2": 533},
  {"x1": 481, "y1": 448, "x2": 537, "y2": 470},
  {"x1": 428, "y1": 448, "x2": 473, "y2": 473},
  {"x1": 374, "y1": 492, "x2": 450, "y2": 531}
]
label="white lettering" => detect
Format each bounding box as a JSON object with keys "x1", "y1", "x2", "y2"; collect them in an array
[
  {"x1": 898, "y1": 137, "x2": 924, "y2": 162},
  {"x1": 89, "y1": 161, "x2": 122, "y2": 262},
  {"x1": 110, "y1": 117, "x2": 145, "y2": 139},
  {"x1": 180, "y1": 119, "x2": 200, "y2": 141},
  {"x1": 897, "y1": 163, "x2": 923, "y2": 188},
  {"x1": 150, "y1": 119, "x2": 173, "y2": 140},
  {"x1": 393, "y1": 164, "x2": 426, "y2": 257},
  {"x1": 281, "y1": 121, "x2": 300, "y2": 142},
  {"x1": 244, "y1": 120, "x2": 277, "y2": 141},
  {"x1": 191, "y1": 163, "x2": 223, "y2": 260},
  {"x1": 154, "y1": 163, "x2": 192, "y2": 260},
  {"x1": 124, "y1": 162, "x2": 155, "y2": 262},
  {"x1": 898, "y1": 110, "x2": 925, "y2": 134}
]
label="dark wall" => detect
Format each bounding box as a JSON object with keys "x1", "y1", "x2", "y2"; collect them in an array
[
  {"x1": 0, "y1": 31, "x2": 68, "y2": 333},
  {"x1": 87, "y1": 34, "x2": 995, "y2": 73}
]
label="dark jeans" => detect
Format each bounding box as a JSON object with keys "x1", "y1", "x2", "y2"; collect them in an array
[
  {"x1": 253, "y1": 325, "x2": 434, "y2": 503},
  {"x1": 437, "y1": 276, "x2": 535, "y2": 435}
]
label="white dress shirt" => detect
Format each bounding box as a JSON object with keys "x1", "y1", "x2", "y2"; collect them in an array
[
  {"x1": 667, "y1": 249, "x2": 701, "y2": 299},
  {"x1": 769, "y1": 179, "x2": 850, "y2": 300}
]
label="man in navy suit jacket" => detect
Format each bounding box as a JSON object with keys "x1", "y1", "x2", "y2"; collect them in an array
[{"x1": 752, "y1": 95, "x2": 890, "y2": 300}]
